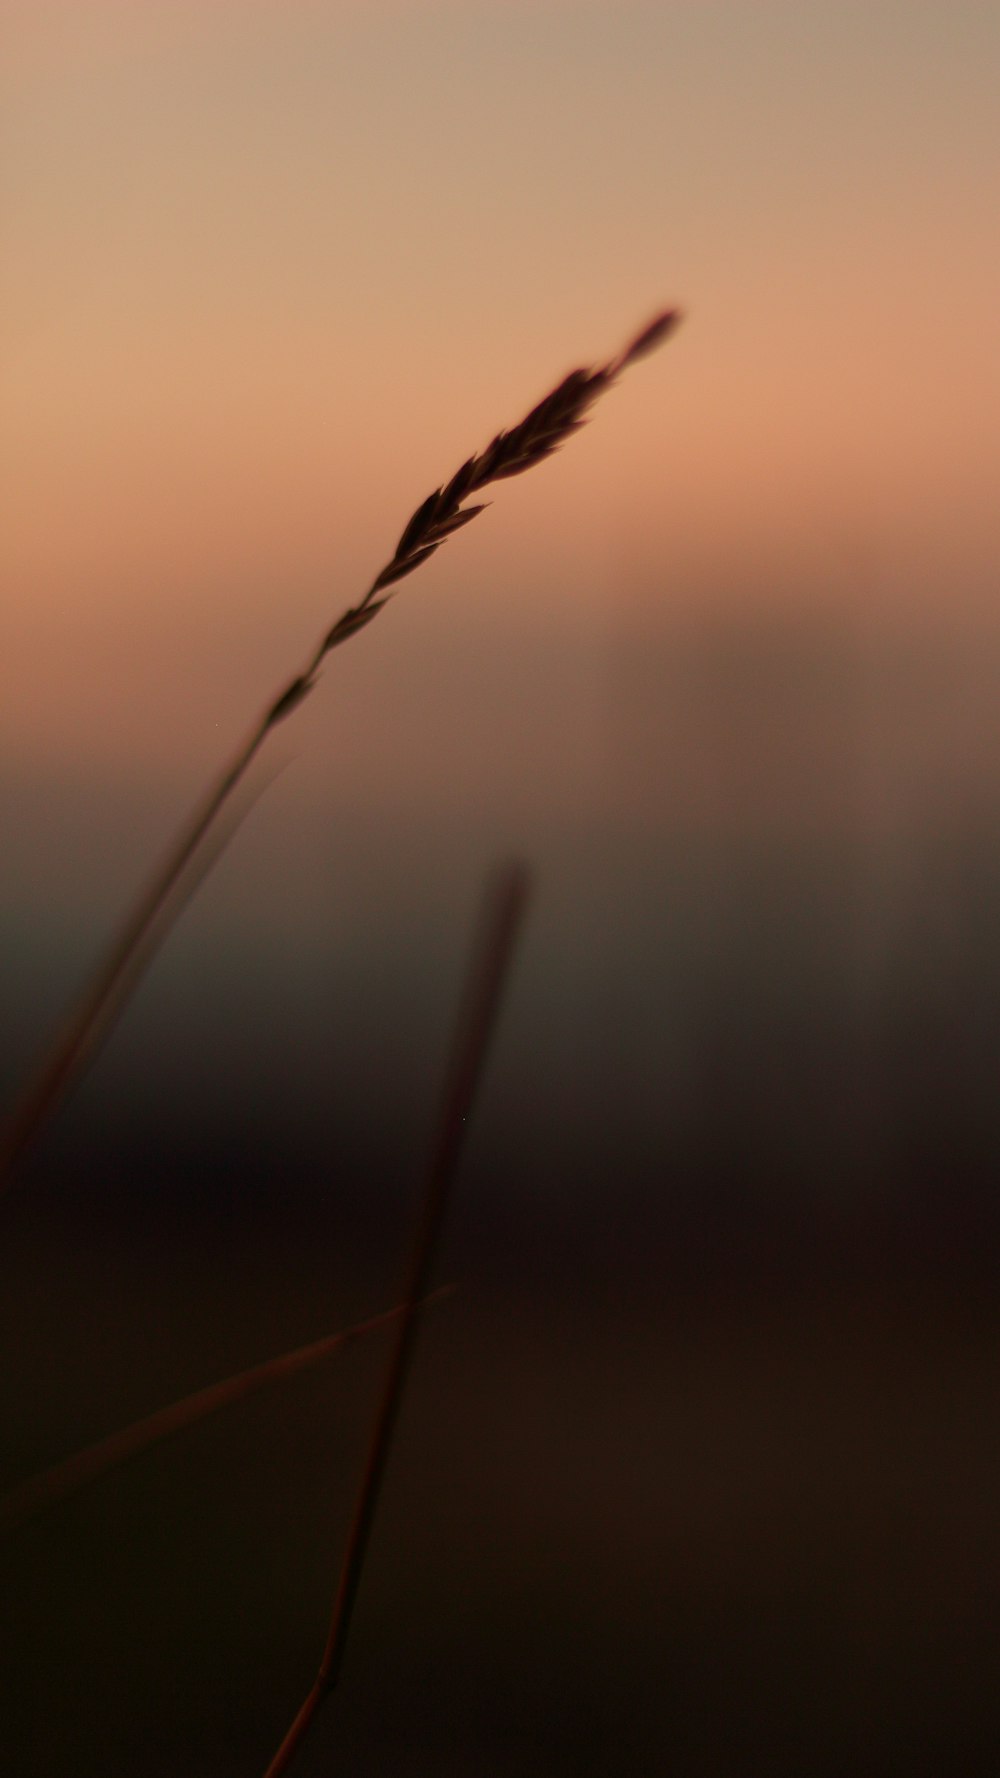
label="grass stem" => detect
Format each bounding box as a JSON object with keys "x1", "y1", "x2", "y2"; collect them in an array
[
  {"x1": 0, "y1": 310, "x2": 677, "y2": 1193},
  {"x1": 0, "y1": 1290, "x2": 453, "y2": 1537},
  {"x1": 261, "y1": 861, "x2": 531, "y2": 1777}
]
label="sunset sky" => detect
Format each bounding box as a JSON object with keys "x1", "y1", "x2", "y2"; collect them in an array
[{"x1": 2, "y1": 0, "x2": 999, "y2": 1050}]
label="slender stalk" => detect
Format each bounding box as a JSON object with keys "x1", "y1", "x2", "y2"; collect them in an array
[
  {"x1": 0, "y1": 764, "x2": 282, "y2": 1189},
  {"x1": 261, "y1": 861, "x2": 531, "y2": 1778},
  {"x1": 0, "y1": 1290, "x2": 452, "y2": 1537},
  {"x1": 0, "y1": 309, "x2": 678, "y2": 1191}
]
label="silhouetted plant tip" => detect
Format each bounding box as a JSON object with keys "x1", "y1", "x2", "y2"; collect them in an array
[{"x1": 0, "y1": 307, "x2": 680, "y2": 1190}]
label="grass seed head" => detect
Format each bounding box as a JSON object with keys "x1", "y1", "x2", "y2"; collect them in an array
[{"x1": 337, "y1": 306, "x2": 681, "y2": 654}]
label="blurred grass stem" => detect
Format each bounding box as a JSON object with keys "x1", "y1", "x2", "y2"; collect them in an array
[{"x1": 261, "y1": 862, "x2": 531, "y2": 1778}]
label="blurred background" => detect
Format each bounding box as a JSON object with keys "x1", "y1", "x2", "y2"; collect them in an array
[{"x1": 2, "y1": 2, "x2": 999, "y2": 1772}]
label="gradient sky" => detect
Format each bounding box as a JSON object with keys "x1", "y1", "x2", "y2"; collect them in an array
[
  {"x1": 5, "y1": 28, "x2": 1000, "y2": 1773},
  {"x1": 3, "y1": 0, "x2": 998, "y2": 837}
]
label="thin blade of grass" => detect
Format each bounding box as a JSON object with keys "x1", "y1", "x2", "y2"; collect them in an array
[
  {"x1": 0, "y1": 1290, "x2": 453, "y2": 1537},
  {"x1": 260, "y1": 861, "x2": 531, "y2": 1778},
  {"x1": 0, "y1": 763, "x2": 282, "y2": 1190}
]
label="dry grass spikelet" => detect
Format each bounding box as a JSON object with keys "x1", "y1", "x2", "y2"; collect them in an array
[
  {"x1": 0, "y1": 307, "x2": 682, "y2": 1185},
  {"x1": 318, "y1": 305, "x2": 682, "y2": 665}
]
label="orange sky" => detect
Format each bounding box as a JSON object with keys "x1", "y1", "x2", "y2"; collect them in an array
[{"x1": 3, "y1": 0, "x2": 998, "y2": 798}]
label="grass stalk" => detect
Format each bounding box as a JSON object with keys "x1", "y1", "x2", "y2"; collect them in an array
[
  {"x1": 261, "y1": 861, "x2": 530, "y2": 1777},
  {"x1": 0, "y1": 309, "x2": 679, "y2": 1192},
  {"x1": 0, "y1": 1289, "x2": 452, "y2": 1538}
]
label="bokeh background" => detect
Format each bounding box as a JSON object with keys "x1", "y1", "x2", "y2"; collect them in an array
[{"x1": 2, "y1": 2, "x2": 999, "y2": 1772}]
